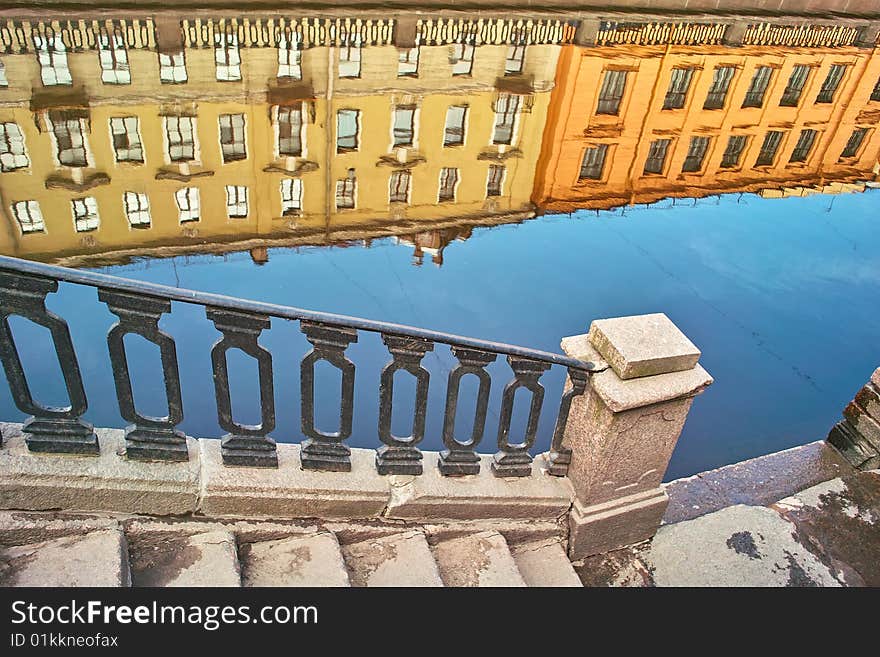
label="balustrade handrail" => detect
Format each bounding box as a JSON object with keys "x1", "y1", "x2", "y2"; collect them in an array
[
  {"x1": 0, "y1": 254, "x2": 602, "y2": 478},
  {"x1": 0, "y1": 255, "x2": 598, "y2": 373}
]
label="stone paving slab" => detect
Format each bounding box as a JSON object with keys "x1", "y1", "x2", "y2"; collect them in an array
[
  {"x1": 0, "y1": 528, "x2": 130, "y2": 587},
  {"x1": 644, "y1": 505, "x2": 842, "y2": 587},
  {"x1": 341, "y1": 530, "x2": 443, "y2": 587},
  {"x1": 432, "y1": 530, "x2": 526, "y2": 587},
  {"x1": 510, "y1": 538, "x2": 582, "y2": 587},
  {"x1": 241, "y1": 532, "x2": 351, "y2": 587},
  {"x1": 772, "y1": 473, "x2": 880, "y2": 586},
  {"x1": 129, "y1": 529, "x2": 241, "y2": 587}
]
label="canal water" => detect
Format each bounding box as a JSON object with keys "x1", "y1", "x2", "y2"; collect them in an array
[{"x1": 0, "y1": 10, "x2": 878, "y2": 479}]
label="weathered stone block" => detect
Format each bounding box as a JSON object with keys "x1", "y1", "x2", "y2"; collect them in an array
[
  {"x1": 432, "y1": 530, "x2": 525, "y2": 587},
  {"x1": 199, "y1": 439, "x2": 390, "y2": 519},
  {"x1": 341, "y1": 530, "x2": 442, "y2": 587},
  {"x1": 568, "y1": 487, "x2": 669, "y2": 560},
  {"x1": 0, "y1": 423, "x2": 200, "y2": 515},
  {"x1": 510, "y1": 538, "x2": 581, "y2": 587},
  {"x1": 827, "y1": 420, "x2": 880, "y2": 471},
  {"x1": 384, "y1": 451, "x2": 572, "y2": 520},
  {"x1": 0, "y1": 529, "x2": 130, "y2": 587},
  {"x1": 241, "y1": 532, "x2": 350, "y2": 587},
  {"x1": 588, "y1": 313, "x2": 701, "y2": 380},
  {"x1": 129, "y1": 530, "x2": 241, "y2": 587},
  {"x1": 843, "y1": 401, "x2": 880, "y2": 451},
  {"x1": 854, "y1": 384, "x2": 880, "y2": 423}
]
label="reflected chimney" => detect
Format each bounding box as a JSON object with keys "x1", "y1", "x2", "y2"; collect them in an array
[{"x1": 250, "y1": 246, "x2": 269, "y2": 265}]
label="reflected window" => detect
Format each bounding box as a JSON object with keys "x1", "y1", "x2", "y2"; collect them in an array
[
  {"x1": 165, "y1": 116, "x2": 197, "y2": 162},
  {"x1": 662, "y1": 68, "x2": 694, "y2": 110},
  {"x1": 451, "y1": 42, "x2": 474, "y2": 76},
  {"x1": 872, "y1": 76, "x2": 880, "y2": 102},
  {"x1": 789, "y1": 129, "x2": 817, "y2": 163},
  {"x1": 703, "y1": 66, "x2": 735, "y2": 110},
  {"x1": 336, "y1": 109, "x2": 359, "y2": 152},
  {"x1": 643, "y1": 138, "x2": 671, "y2": 175},
  {"x1": 0, "y1": 60, "x2": 7, "y2": 87},
  {"x1": 721, "y1": 135, "x2": 748, "y2": 169},
  {"x1": 49, "y1": 116, "x2": 89, "y2": 167},
  {"x1": 505, "y1": 43, "x2": 525, "y2": 75},
  {"x1": 0, "y1": 122, "x2": 29, "y2": 172},
  {"x1": 225, "y1": 185, "x2": 248, "y2": 218},
  {"x1": 438, "y1": 167, "x2": 458, "y2": 202},
  {"x1": 339, "y1": 34, "x2": 362, "y2": 78},
  {"x1": 98, "y1": 29, "x2": 130, "y2": 85},
  {"x1": 281, "y1": 178, "x2": 302, "y2": 215},
  {"x1": 444, "y1": 106, "x2": 466, "y2": 146},
  {"x1": 486, "y1": 165, "x2": 504, "y2": 197},
  {"x1": 12, "y1": 200, "x2": 44, "y2": 233},
  {"x1": 389, "y1": 170, "x2": 411, "y2": 203},
  {"x1": 278, "y1": 30, "x2": 302, "y2": 79},
  {"x1": 123, "y1": 192, "x2": 150, "y2": 227},
  {"x1": 219, "y1": 113, "x2": 247, "y2": 163},
  {"x1": 780, "y1": 64, "x2": 811, "y2": 107},
  {"x1": 159, "y1": 51, "x2": 187, "y2": 84},
  {"x1": 579, "y1": 144, "x2": 608, "y2": 180},
  {"x1": 336, "y1": 169, "x2": 356, "y2": 209},
  {"x1": 33, "y1": 32, "x2": 71, "y2": 86},
  {"x1": 277, "y1": 105, "x2": 304, "y2": 157},
  {"x1": 597, "y1": 70, "x2": 627, "y2": 115},
  {"x1": 109, "y1": 117, "x2": 143, "y2": 163},
  {"x1": 839, "y1": 127, "x2": 868, "y2": 159},
  {"x1": 71, "y1": 197, "x2": 99, "y2": 232},
  {"x1": 816, "y1": 64, "x2": 846, "y2": 103},
  {"x1": 682, "y1": 136, "x2": 710, "y2": 173},
  {"x1": 742, "y1": 66, "x2": 774, "y2": 108},
  {"x1": 393, "y1": 107, "x2": 415, "y2": 147},
  {"x1": 398, "y1": 47, "x2": 419, "y2": 77},
  {"x1": 175, "y1": 187, "x2": 200, "y2": 223},
  {"x1": 755, "y1": 131, "x2": 784, "y2": 166},
  {"x1": 215, "y1": 30, "x2": 241, "y2": 81},
  {"x1": 492, "y1": 93, "x2": 520, "y2": 145}
]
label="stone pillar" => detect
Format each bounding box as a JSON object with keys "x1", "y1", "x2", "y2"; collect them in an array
[
  {"x1": 394, "y1": 17, "x2": 419, "y2": 49},
  {"x1": 722, "y1": 22, "x2": 747, "y2": 47},
  {"x1": 559, "y1": 313, "x2": 713, "y2": 560},
  {"x1": 574, "y1": 19, "x2": 600, "y2": 47},
  {"x1": 856, "y1": 23, "x2": 880, "y2": 49}
]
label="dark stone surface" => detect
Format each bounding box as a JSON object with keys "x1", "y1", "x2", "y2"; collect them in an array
[
  {"x1": 775, "y1": 471, "x2": 880, "y2": 587},
  {"x1": 573, "y1": 545, "x2": 654, "y2": 587},
  {"x1": 664, "y1": 440, "x2": 852, "y2": 524}
]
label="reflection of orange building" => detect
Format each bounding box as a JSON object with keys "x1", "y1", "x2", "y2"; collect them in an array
[{"x1": 533, "y1": 38, "x2": 880, "y2": 213}]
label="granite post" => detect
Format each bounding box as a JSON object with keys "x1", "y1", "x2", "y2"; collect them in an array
[{"x1": 557, "y1": 313, "x2": 713, "y2": 559}]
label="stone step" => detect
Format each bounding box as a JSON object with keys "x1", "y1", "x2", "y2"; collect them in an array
[
  {"x1": 341, "y1": 530, "x2": 443, "y2": 587},
  {"x1": 431, "y1": 530, "x2": 526, "y2": 587},
  {"x1": 510, "y1": 538, "x2": 582, "y2": 587},
  {"x1": 0, "y1": 528, "x2": 130, "y2": 587},
  {"x1": 129, "y1": 529, "x2": 241, "y2": 587},
  {"x1": 241, "y1": 531, "x2": 351, "y2": 587}
]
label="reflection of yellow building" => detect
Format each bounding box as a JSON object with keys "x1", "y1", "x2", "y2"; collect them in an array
[
  {"x1": 0, "y1": 14, "x2": 571, "y2": 263},
  {"x1": 533, "y1": 32, "x2": 880, "y2": 212}
]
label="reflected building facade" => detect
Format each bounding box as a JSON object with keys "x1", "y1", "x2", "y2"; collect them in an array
[
  {"x1": 0, "y1": 13, "x2": 878, "y2": 267},
  {"x1": 0, "y1": 13, "x2": 572, "y2": 264},
  {"x1": 532, "y1": 20, "x2": 880, "y2": 212}
]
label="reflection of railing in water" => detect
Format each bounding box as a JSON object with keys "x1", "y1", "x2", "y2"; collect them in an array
[
  {"x1": 743, "y1": 23, "x2": 859, "y2": 48},
  {"x1": 597, "y1": 21, "x2": 728, "y2": 46},
  {"x1": 0, "y1": 255, "x2": 601, "y2": 478}
]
